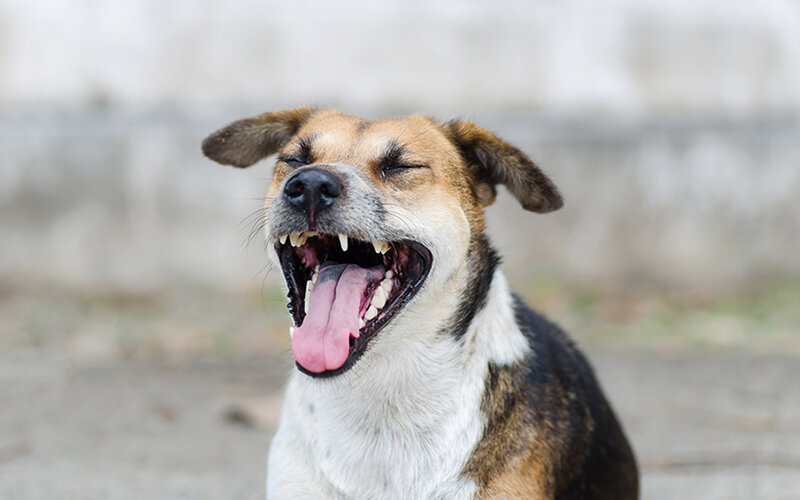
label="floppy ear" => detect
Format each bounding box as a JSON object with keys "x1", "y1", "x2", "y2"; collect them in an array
[
  {"x1": 201, "y1": 107, "x2": 316, "y2": 167},
  {"x1": 445, "y1": 119, "x2": 563, "y2": 213}
]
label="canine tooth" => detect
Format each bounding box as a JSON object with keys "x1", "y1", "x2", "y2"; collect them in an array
[
  {"x1": 380, "y1": 242, "x2": 390, "y2": 254},
  {"x1": 289, "y1": 326, "x2": 295, "y2": 338},
  {"x1": 338, "y1": 234, "x2": 349, "y2": 252},
  {"x1": 384, "y1": 270, "x2": 393, "y2": 279},
  {"x1": 289, "y1": 232, "x2": 301, "y2": 247},
  {"x1": 279, "y1": 234, "x2": 287, "y2": 245},
  {"x1": 311, "y1": 272, "x2": 319, "y2": 285},
  {"x1": 359, "y1": 318, "x2": 365, "y2": 329},
  {"x1": 307, "y1": 279, "x2": 314, "y2": 293},
  {"x1": 365, "y1": 306, "x2": 378, "y2": 320},
  {"x1": 371, "y1": 287, "x2": 387, "y2": 309},
  {"x1": 380, "y1": 278, "x2": 393, "y2": 291}
]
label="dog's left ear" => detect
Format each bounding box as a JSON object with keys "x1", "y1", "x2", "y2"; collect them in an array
[
  {"x1": 202, "y1": 107, "x2": 316, "y2": 168},
  {"x1": 445, "y1": 120, "x2": 563, "y2": 213}
]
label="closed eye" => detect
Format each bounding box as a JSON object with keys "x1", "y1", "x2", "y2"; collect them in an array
[
  {"x1": 278, "y1": 157, "x2": 310, "y2": 168},
  {"x1": 381, "y1": 163, "x2": 428, "y2": 174},
  {"x1": 279, "y1": 136, "x2": 315, "y2": 167},
  {"x1": 379, "y1": 141, "x2": 429, "y2": 178}
]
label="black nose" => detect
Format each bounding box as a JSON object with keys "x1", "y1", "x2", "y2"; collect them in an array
[{"x1": 283, "y1": 168, "x2": 342, "y2": 214}]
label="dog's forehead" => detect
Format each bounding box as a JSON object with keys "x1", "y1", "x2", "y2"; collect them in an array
[{"x1": 296, "y1": 112, "x2": 453, "y2": 161}]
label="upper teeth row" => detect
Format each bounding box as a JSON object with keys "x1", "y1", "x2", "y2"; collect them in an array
[
  {"x1": 280, "y1": 232, "x2": 391, "y2": 253},
  {"x1": 280, "y1": 231, "x2": 317, "y2": 247}
]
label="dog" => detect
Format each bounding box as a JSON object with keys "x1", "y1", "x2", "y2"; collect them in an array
[{"x1": 202, "y1": 108, "x2": 638, "y2": 499}]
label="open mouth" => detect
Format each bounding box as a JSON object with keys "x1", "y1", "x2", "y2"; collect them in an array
[{"x1": 277, "y1": 232, "x2": 432, "y2": 377}]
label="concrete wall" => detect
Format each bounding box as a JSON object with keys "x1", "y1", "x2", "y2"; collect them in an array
[
  {"x1": 2, "y1": 0, "x2": 798, "y2": 115},
  {"x1": 2, "y1": 108, "x2": 797, "y2": 292},
  {"x1": 1, "y1": 0, "x2": 798, "y2": 292}
]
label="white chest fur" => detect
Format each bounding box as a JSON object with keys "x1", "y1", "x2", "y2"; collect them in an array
[{"x1": 267, "y1": 272, "x2": 528, "y2": 499}]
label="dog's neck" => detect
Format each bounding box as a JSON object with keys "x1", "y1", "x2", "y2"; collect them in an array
[{"x1": 277, "y1": 270, "x2": 529, "y2": 498}]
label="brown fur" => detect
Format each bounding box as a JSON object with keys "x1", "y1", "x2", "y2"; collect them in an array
[
  {"x1": 464, "y1": 305, "x2": 639, "y2": 499},
  {"x1": 445, "y1": 119, "x2": 563, "y2": 213},
  {"x1": 202, "y1": 109, "x2": 563, "y2": 235},
  {"x1": 202, "y1": 109, "x2": 637, "y2": 499},
  {"x1": 466, "y1": 363, "x2": 592, "y2": 499},
  {"x1": 201, "y1": 107, "x2": 316, "y2": 168}
]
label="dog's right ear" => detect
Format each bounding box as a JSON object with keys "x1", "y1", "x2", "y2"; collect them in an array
[
  {"x1": 445, "y1": 119, "x2": 563, "y2": 213},
  {"x1": 201, "y1": 107, "x2": 316, "y2": 168}
]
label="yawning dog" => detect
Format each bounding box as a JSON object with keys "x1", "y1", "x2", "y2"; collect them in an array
[{"x1": 202, "y1": 109, "x2": 638, "y2": 499}]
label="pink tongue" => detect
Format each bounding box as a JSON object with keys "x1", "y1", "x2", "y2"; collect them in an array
[{"x1": 291, "y1": 264, "x2": 383, "y2": 373}]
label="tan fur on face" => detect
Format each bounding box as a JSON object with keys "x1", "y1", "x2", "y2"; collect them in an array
[
  {"x1": 203, "y1": 108, "x2": 563, "y2": 230},
  {"x1": 266, "y1": 111, "x2": 488, "y2": 236}
]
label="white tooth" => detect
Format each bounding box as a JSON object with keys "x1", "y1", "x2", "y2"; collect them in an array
[
  {"x1": 289, "y1": 232, "x2": 301, "y2": 247},
  {"x1": 301, "y1": 231, "x2": 317, "y2": 245},
  {"x1": 297, "y1": 233, "x2": 308, "y2": 246},
  {"x1": 279, "y1": 234, "x2": 287, "y2": 244},
  {"x1": 380, "y1": 278, "x2": 393, "y2": 291},
  {"x1": 365, "y1": 306, "x2": 378, "y2": 320},
  {"x1": 338, "y1": 234, "x2": 349, "y2": 252},
  {"x1": 307, "y1": 279, "x2": 314, "y2": 293},
  {"x1": 371, "y1": 287, "x2": 387, "y2": 309},
  {"x1": 359, "y1": 318, "x2": 365, "y2": 329},
  {"x1": 372, "y1": 241, "x2": 390, "y2": 254},
  {"x1": 311, "y1": 272, "x2": 319, "y2": 285},
  {"x1": 289, "y1": 326, "x2": 295, "y2": 338},
  {"x1": 384, "y1": 270, "x2": 393, "y2": 279},
  {"x1": 304, "y1": 284, "x2": 311, "y2": 313}
]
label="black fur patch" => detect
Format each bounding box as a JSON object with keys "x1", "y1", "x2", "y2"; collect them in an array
[
  {"x1": 295, "y1": 136, "x2": 315, "y2": 165},
  {"x1": 449, "y1": 234, "x2": 500, "y2": 339},
  {"x1": 463, "y1": 297, "x2": 639, "y2": 498},
  {"x1": 377, "y1": 140, "x2": 407, "y2": 174}
]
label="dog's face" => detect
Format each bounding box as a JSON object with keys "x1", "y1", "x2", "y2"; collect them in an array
[{"x1": 203, "y1": 109, "x2": 562, "y2": 377}]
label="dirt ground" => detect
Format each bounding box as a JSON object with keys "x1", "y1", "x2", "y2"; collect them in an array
[
  {"x1": 2, "y1": 347, "x2": 799, "y2": 499},
  {"x1": 1, "y1": 287, "x2": 799, "y2": 499}
]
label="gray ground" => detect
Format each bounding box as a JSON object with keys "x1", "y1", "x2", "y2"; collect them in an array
[{"x1": 2, "y1": 347, "x2": 799, "y2": 499}]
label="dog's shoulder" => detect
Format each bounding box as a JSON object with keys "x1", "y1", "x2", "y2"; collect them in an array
[{"x1": 464, "y1": 296, "x2": 639, "y2": 499}]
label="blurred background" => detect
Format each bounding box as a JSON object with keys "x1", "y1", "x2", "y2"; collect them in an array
[{"x1": 1, "y1": 0, "x2": 799, "y2": 498}]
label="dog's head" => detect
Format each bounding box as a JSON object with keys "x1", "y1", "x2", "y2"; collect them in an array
[{"x1": 203, "y1": 109, "x2": 562, "y2": 377}]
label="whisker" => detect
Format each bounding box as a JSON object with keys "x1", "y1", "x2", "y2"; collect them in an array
[{"x1": 379, "y1": 202, "x2": 427, "y2": 233}]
